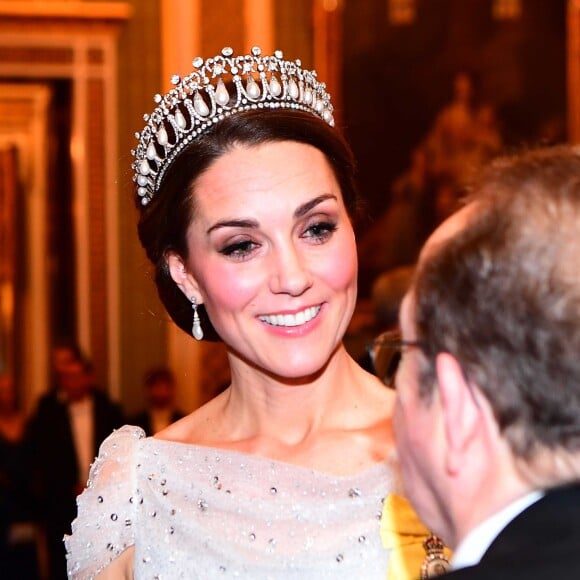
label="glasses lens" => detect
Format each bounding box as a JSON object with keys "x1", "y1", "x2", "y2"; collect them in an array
[{"x1": 368, "y1": 331, "x2": 403, "y2": 388}]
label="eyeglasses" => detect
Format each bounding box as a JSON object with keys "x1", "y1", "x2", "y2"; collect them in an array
[{"x1": 366, "y1": 330, "x2": 424, "y2": 388}]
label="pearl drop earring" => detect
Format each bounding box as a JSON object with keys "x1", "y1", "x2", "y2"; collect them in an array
[{"x1": 191, "y1": 297, "x2": 203, "y2": 340}]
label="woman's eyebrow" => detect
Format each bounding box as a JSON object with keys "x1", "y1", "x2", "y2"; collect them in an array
[
  {"x1": 294, "y1": 194, "x2": 337, "y2": 218},
  {"x1": 206, "y1": 218, "x2": 258, "y2": 234}
]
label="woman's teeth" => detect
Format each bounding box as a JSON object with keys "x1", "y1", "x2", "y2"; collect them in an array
[{"x1": 259, "y1": 305, "x2": 321, "y2": 327}]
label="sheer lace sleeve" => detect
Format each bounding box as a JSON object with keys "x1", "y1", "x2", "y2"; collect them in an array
[{"x1": 65, "y1": 425, "x2": 146, "y2": 579}]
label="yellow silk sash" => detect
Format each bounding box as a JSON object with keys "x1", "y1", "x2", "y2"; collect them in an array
[{"x1": 380, "y1": 494, "x2": 452, "y2": 580}]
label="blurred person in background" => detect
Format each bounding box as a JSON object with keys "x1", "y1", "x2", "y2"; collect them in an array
[
  {"x1": 130, "y1": 367, "x2": 185, "y2": 436},
  {"x1": 27, "y1": 352, "x2": 125, "y2": 579},
  {"x1": 0, "y1": 374, "x2": 41, "y2": 579}
]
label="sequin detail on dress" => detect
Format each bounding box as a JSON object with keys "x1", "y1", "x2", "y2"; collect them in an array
[{"x1": 66, "y1": 425, "x2": 399, "y2": 579}]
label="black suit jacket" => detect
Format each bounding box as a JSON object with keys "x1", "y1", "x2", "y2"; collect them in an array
[
  {"x1": 130, "y1": 409, "x2": 185, "y2": 436},
  {"x1": 441, "y1": 483, "x2": 580, "y2": 579},
  {"x1": 26, "y1": 388, "x2": 125, "y2": 529}
]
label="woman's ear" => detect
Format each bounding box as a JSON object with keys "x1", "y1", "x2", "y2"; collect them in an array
[{"x1": 166, "y1": 252, "x2": 202, "y2": 303}]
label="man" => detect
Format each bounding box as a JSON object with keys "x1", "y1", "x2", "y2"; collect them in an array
[
  {"x1": 26, "y1": 353, "x2": 125, "y2": 579},
  {"x1": 392, "y1": 145, "x2": 580, "y2": 578},
  {"x1": 130, "y1": 366, "x2": 185, "y2": 435}
]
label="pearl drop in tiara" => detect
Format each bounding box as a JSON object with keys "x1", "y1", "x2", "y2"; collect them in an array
[{"x1": 132, "y1": 46, "x2": 335, "y2": 206}]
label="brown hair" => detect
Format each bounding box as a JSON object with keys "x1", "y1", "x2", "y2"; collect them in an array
[
  {"x1": 143, "y1": 367, "x2": 175, "y2": 388},
  {"x1": 413, "y1": 145, "x2": 580, "y2": 458}
]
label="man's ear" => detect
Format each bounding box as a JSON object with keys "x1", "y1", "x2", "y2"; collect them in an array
[
  {"x1": 436, "y1": 352, "x2": 483, "y2": 475},
  {"x1": 166, "y1": 252, "x2": 202, "y2": 303}
]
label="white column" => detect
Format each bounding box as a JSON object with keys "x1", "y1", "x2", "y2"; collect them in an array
[
  {"x1": 244, "y1": 0, "x2": 275, "y2": 53},
  {"x1": 161, "y1": 0, "x2": 203, "y2": 82}
]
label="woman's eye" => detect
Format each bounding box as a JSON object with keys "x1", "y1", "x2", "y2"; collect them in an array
[
  {"x1": 219, "y1": 239, "x2": 258, "y2": 259},
  {"x1": 303, "y1": 221, "x2": 337, "y2": 242}
]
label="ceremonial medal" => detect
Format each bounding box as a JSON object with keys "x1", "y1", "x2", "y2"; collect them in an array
[{"x1": 421, "y1": 535, "x2": 451, "y2": 578}]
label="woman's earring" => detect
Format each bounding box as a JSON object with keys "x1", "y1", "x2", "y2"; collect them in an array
[{"x1": 191, "y1": 297, "x2": 204, "y2": 340}]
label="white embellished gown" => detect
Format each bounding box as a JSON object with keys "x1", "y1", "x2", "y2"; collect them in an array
[{"x1": 66, "y1": 425, "x2": 399, "y2": 579}]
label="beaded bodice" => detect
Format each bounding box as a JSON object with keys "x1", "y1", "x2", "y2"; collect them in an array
[{"x1": 66, "y1": 425, "x2": 398, "y2": 579}]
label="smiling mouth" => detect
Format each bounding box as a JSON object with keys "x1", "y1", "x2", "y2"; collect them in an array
[{"x1": 259, "y1": 305, "x2": 321, "y2": 327}]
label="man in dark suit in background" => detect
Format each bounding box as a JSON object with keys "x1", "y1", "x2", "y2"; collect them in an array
[
  {"x1": 391, "y1": 146, "x2": 580, "y2": 578},
  {"x1": 26, "y1": 352, "x2": 125, "y2": 579},
  {"x1": 130, "y1": 366, "x2": 185, "y2": 436}
]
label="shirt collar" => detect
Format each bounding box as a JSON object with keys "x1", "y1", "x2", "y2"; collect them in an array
[{"x1": 451, "y1": 490, "x2": 544, "y2": 570}]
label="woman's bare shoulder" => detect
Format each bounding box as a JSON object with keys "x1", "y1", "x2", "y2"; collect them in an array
[{"x1": 152, "y1": 388, "x2": 229, "y2": 445}]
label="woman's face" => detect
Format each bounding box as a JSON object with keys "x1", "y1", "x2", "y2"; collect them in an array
[{"x1": 173, "y1": 140, "x2": 358, "y2": 379}]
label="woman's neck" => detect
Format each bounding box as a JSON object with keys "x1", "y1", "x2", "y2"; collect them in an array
[
  {"x1": 224, "y1": 346, "x2": 357, "y2": 430},
  {"x1": 157, "y1": 344, "x2": 395, "y2": 475}
]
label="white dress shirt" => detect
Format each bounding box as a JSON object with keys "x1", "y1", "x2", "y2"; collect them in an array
[{"x1": 68, "y1": 397, "x2": 94, "y2": 485}]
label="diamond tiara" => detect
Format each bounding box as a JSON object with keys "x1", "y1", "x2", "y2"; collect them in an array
[{"x1": 132, "y1": 46, "x2": 335, "y2": 206}]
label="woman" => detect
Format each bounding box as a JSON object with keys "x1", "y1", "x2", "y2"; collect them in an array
[{"x1": 66, "y1": 47, "x2": 429, "y2": 579}]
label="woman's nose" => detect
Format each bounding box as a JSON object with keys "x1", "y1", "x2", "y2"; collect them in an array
[{"x1": 268, "y1": 244, "x2": 313, "y2": 296}]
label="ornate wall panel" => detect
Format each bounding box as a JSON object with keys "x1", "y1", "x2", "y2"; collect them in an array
[{"x1": 0, "y1": 2, "x2": 131, "y2": 407}]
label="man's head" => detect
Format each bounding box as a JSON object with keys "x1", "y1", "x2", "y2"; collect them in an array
[
  {"x1": 58, "y1": 358, "x2": 94, "y2": 402},
  {"x1": 143, "y1": 367, "x2": 177, "y2": 410},
  {"x1": 51, "y1": 341, "x2": 83, "y2": 386},
  {"x1": 393, "y1": 145, "x2": 580, "y2": 547}
]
